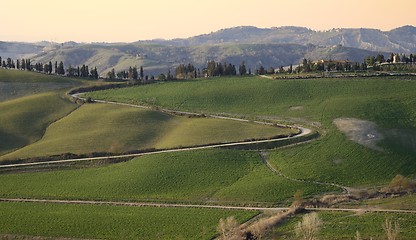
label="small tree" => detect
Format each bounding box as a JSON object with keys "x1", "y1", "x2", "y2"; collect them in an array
[
  {"x1": 295, "y1": 212, "x2": 322, "y2": 240},
  {"x1": 157, "y1": 73, "x2": 166, "y2": 81},
  {"x1": 383, "y1": 218, "x2": 400, "y2": 240},
  {"x1": 217, "y1": 216, "x2": 241, "y2": 240},
  {"x1": 140, "y1": 66, "x2": 144, "y2": 80},
  {"x1": 355, "y1": 230, "x2": 362, "y2": 240},
  {"x1": 387, "y1": 174, "x2": 415, "y2": 193}
]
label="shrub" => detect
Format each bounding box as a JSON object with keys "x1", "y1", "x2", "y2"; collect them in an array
[
  {"x1": 383, "y1": 218, "x2": 400, "y2": 240},
  {"x1": 217, "y1": 216, "x2": 242, "y2": 240},
  {"x1": 294, "y1": 212, "x2": 322, "y2": 240},
  {"x1": 385, "y1": 174, "x2": 415, "y2": 193}
]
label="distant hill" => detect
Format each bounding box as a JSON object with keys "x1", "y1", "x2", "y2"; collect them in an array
[
  {"x1": 1, "y1": 25, "x2": 414, "y2": 76},
  {"x1": 159, "y1": 25, "x2": 416, "y2": 53},
  {"x1": 0, "y1": 42, "x2": 46, "y2": 59}
]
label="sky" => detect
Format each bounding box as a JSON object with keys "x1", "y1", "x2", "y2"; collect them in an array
[{"x1": 1, "y1": 0, "x2": 415, "y2": 43}]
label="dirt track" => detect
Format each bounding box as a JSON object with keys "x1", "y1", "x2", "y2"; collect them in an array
[
  {"x1": 0, "y1": 94, "x2": 312, "y2": 169},
  {"x1": 1, "y1": 197, "x2": 416, "y2": 214}
]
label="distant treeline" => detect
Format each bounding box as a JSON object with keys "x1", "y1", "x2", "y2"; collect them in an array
[
  {"x1": 170, "y1": 61, "x2": 250, "y2": 80},
  {"x1": 0, "y1": 56, "x2": 99, "y2": 79},
  {"x1": 2, "y1": 51, "x2": 416, "y2": 82},
  {"x1": 170, "y1": 52, "x2": 416, "y2": 80}
]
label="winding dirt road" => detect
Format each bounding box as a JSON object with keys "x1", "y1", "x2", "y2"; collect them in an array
[{"x1": 0, "y1": 94, "x2": 312, "y2": 169}]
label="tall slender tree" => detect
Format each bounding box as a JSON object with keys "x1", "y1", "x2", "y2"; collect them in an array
[{"x1": 140, "y1": 66, "x2": 144, "y2": 80}]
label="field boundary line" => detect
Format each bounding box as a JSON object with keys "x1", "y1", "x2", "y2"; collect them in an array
[{"x1": 1, "y1": 198, "x2": 415, "y2": 214}]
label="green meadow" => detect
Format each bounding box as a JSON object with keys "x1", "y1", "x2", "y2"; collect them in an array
[
  {"x1": 0, "y1": 201, "x2": 257, "y2": 240},
  {"x1": 1, "y1": 70, "x2": 416, "y2": 239},
  {"x1": 0, "y1": 92, "x2": 78, "y2": 156},
  {"x1": 0, "y1": 68, "x2": 81, "y2": 101},
  {"x1": 88, "y1": 76, "x2": 416, "y2": 187},
  {"x1": 0, "y1": 149, "x2": 334, "y2": 204},
  {"x1": 1, "y1": 103, "x2": 294, "y2": 160},
  {"x1": 86, "y1": 76, "x2": 416, "y2": 127},
  {"x1": 273, "y1": 211, "x2": 416, "y2": 239}
]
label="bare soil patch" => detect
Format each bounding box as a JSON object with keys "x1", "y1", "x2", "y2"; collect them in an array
[
  {"x1": 333, "y1": 118, "x2": 384, "y2": 151},
  {"x1": 289, "y1": 106, "x2": 304, "y2": 111}
]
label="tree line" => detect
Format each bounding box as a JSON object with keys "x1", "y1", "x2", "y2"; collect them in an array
[
  {"x1": 170, "y1": 61, "x2": 251, "y2": 80},
  {"x1": 0, "y1": 56, "x2": 99, "y2": 79},
  {"x1": 106, "y1": 66, "x2": 148, "y2": 83},
  {"x1": 3, "y1": 51, "x2": 415, "y2": 82}
]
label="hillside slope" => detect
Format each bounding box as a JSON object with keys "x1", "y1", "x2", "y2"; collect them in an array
[
  {"x1": 0, "y1": 92, "x2": 78, "y2": 156},
  {"x1": 1, "y1": 103, "x2": 294, "y2": 160},
  {"x1": 87, "y1": 76, "x2": 416, "y2": 186}
]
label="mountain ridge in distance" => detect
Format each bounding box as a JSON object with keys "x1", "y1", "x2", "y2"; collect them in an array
[{"x1": 0, "y1": 25, "x2": 415, "y2": 76}]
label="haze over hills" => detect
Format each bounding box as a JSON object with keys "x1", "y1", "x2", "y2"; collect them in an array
[{"x1": 1, "y1": 25, "x2": 415, "y2": 76}]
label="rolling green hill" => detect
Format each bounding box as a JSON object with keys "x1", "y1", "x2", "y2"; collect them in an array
[
  {"x1": 1, "y1": 69, "x2": 416, "y2": 239},
  {"x1": 0, "y1": 149, "x2": 334, "y2": 203},
  {"x1": 0, "y1": 201, "x2": 257, "y2": 240},
  {"x1": 87, "y1": 76, "x2": 416, "y2": 186},
  {"x1": 0, "y1": 69, "x2": 81, "y2": 101},
  {"x1": 0, "y1": 92, "x2": 78, "y2": 157},
  {"x1": 1, "y1": 102, "x2": 295, "y2": 160}
]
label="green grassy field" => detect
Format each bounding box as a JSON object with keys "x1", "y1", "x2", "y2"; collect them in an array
[
  {"x1": 0, "y1": 69, "x2": 81, "y2": 83},
  {"x1": 346, "y1": 194, "x2": 416, "y2": 211},
  {"x1": 273, "y1": 211, "x2": 416, "y2": 239},
  {"x1": 0, "y1": 92, "x2": 78, "y2": 157},
  {"x1": 0, "y1": 201, "x2": 257, "y2": 240},
  {"x1": 1, "y1": 102, "x2": 294, "y2": 160},
  {"x1": 87, "y1": 76, "x2": 416, "y2": 187},
  {"x1": 0, "y1": 149, "x2": 334, "y2": 204},
  {"x1": 86, "y1": 76, "x2": 416, "y2": 127},
  {"x1": 2, "y1": 71, "x2": 416, "y2": 239},
  {"x1": 0, "y1": 69, "x2": 81, "y2": 101}
]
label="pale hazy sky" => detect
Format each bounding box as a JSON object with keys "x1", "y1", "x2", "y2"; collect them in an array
[{"x1": 1, "y1": 0, "x2": 415, "y2": 43}]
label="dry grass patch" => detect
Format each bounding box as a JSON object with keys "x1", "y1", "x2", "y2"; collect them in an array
[{"x1": 333, "y1": 118, "x2": 384, "y2": 151}]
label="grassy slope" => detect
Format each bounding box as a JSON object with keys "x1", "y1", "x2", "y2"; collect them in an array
[
  {"x1": 1, "y1": 103, "x2": 174, "y2": 160},
  {"x1": 0, "y1": 202, "x2": 257, "y2": 240},
  {"x1": 1, "y1": 102, "x2": 293, "y2": 160},
  {"x1": 354, "y1": 194, "x2": 416, "y2": 211},
  {"x1": 155, "y1": 116, "x2": 294, "y2": 149},
  {"x1": 0, "y1": 69, "x2": 79, "y2": 83},
  {"x1": 0, "y1": 69, "x2": 81, "y2": 101},
  {"x1": 87, "y1": 76, "x2": 416, "y2": 186},
  {"x1": 0, "y1": 92, "x2": 78, "y2": 157},
  {"x1": 0, "y1": 149, "x2": 334, "y2": 204},
  {"x1": 274, "y1": 211, "x2": 416, "y2": 240}
]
